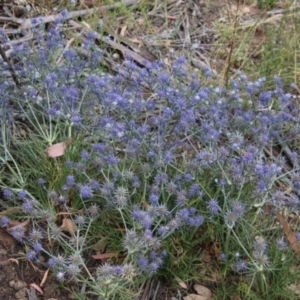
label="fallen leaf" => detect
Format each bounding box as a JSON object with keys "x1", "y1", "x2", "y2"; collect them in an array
[
  {"x1": 230, "y1": 4, "x2": 260, "y2": 16},
  {"x1": 8, "y1": 258, "x2": 19, "y2": 264},
  {"x1": 176, "y1": 277, "x2": 188, "y2": 289},
  {"x1": 47, "y1": 139, "x2": 72, "y2": 158},
  {"x1": 184, "y1": 294, "x2": 210, "y2": 300},
  {"x1": 7, "y1": 218, "x2": 30, "y2": 229},
  {"x1": 200, "y1": 250, "x2": 212, "y2": 263},
  {"x1": 61, "y1": 218, "x2": 76, "y2": 236},
  {"x1": 30, "y1": 283, "x2": 43, "y2": 295},
  {"x1": 276, "y1": 212, "x2": 299, "y2": 255},
  {"x1": 254, "y1": 235, "x2": 265, "y2": 245},
  {"x1": 166, "y1": 15, "x2": 177, "y2": 19},
  {"x1": 128, "y1": 38, "x2": 143, "y2": 46},
  {"x1": 91, "y1": 252, "x2": 118, "y2": 260},
  {"x1": 0, "y1": 207, "x2": 21, "y2": 215},
  {"x1": 40, "y1": 268, "x2": 50, "y2": 287},
  {"x1": 120, "y1": 25, "x2": 127, "y2": 37},
  {"x1": 81, "y1": 21, "x2": 91, "y2": 29},
  {"x1": 194, "y1": 284, "x2": 212, "y2": 299}
]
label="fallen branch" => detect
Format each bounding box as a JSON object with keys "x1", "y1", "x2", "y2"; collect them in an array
[
  {"x1": 0, "y1": 42, "x2": 20, "y2": 87},
  {"x1": 0, "y1": 0, "x2": 140, "y2": 30}
]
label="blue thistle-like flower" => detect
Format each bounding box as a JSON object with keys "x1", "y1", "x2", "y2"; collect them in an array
[
  {"x1": 258, "y1": 91, "x2": 272, "y2": 105},
  {"x1": 156, "y1": 204, "x2": 170, "y2": 218},
  {"x1": 68, "y1": 252, "x2": 83, "y2": 266},
  {"x1": 136, "y1": 256, "x2": 149, "y2": 272},
  {"x1": 74, "y1": 215, "x2": 86, "y2": 226},
  {"x1": 158, "y1": 225, "x2": 170, "y2": 236},
  {"x1": 79, "y1": 184, "x2": 93, "y2": 199},
  {"x1": 219, "y1": 253, "x2": 227, "y2": 261},
  {"x1": 17, "y1": 190, "x2": 27, "y2": 200},
  {"x1": 21, "y1": 200, "x2": 34, "y2": 213},
  {"x1": 187, "y1": 215, "x2": 204, "y2": 227},
  {"x1": 66, "y1": 263, "x2": 81, "y2": 277},
  {"x1": 47, "y1": 257, "x2": 57, "y2": 267},
  {"x1": 36, "y1": 178, "x2": 46, "y2": 185},
  {"x1": 207, "y1": 199, "x2": 219, "y2": 215},
  {"x1": 167, "y1": 218, "x2": 181, "y2": 230},
  {"x1": 66, "y1": 175, "x2": 75, "y2": 186},
  {"x1": 10, "y1": 225, "x2": 25, "y2": 242},
  {"x1": 276, "y1": 237, "x2": 287, "y2": 250},
  {"x1": 26, "y1": 250, "x2": 36, "y2": 261},
  {"x1": 56, "y1": 271, "x2": 65, "y2": 281},
  {"x1": 0, "y1": 216, "x2": 9, "y2": 227},
  {"x1": 254, "y1": 236, "x2": 267, "y2": 253},
  {"x1": 176, "y1": 189, "x2": 188, "y2": 206},
  {"x1": 87, "y1": 204, "x2": 99, "y2": 218},
  {"x1": 224, "y1": 210, "x2": 238, "y2": 228},
  {"x1": 149, "y1": 193, "x2": 159, "y2": 205},
  {"x1": 231, "y1": 260, "x2": 247, "y2": 272},
  {"x1": 29, "y1": 228, "x2": 44, "y2": 242},
  {"x1": 2, "y1": 188, "x2": 13, "y2": 199},
  {"x1": 33, "y1": 242, "x2": 43, "y2": 252},
  {"x1": 231, "y1": 200, "x2": 246, "y2": 217}
]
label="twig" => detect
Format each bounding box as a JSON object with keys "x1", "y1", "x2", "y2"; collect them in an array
[
  {"x1": 68, "y1": 20, "x2": 153, "y2": 68},
  {"x1": 0, "y1": 0, "x2": 140, "y2": 30},
  {"x1": 56, "y1": 37, "x2": 75, "y2": 65},
  {"x1": 224, "y1": 0, "x2": 241, "y2": 86},
  {"x1": 0, "y1": 42, "x2": 20, "y2": 87}
]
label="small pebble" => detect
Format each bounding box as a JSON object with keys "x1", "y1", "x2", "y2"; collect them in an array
[{"x1": 15, "y1": 287, "x2": 27, "y2": 299}]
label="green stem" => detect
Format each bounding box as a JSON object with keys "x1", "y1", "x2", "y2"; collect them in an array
[{"x1": 224, "y1": 227, "x2": 232, "y2": 254}]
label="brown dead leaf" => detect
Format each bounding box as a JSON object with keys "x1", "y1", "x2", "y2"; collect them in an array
[
  {"x1": 47, "y1": 139, "x2": 72, "y2": 158},
  {"x1": 166, "y1": 15, "x2": 177, "y2": 19},
  {"x1": 176, "y1": 277, "x2": 188, "y2": 289},
  {"x1": 164, "y1": 39, "x2": 172, "y2": 47},
  {"x1": 81, "y1": 21, "x2": 91, "y2": 29},
  {"x1": 7, "y1": 218, "x2": 30, "y2": 229},
  {"x1": 61, "y1": 218, "x2": 76, "y2": 236},
  {"x1": 91, "y1": 252, "x2": 118, "y2": 260},
  {"x1": 137, "y1": 18, "x2": 144, "y2": 25},
  {"x1": 30, "y1": 283, "x2": 43, "y2": 295},
  {"x1": 40, "y1": 268, "x2": 50, "y2": 287},
  {"x1": 8, "y1": 258, "x2": 19, "y2": 264},
  {"x1": 194, "y1": 284, "x2": 212, "y2": 299},
  {"x1": 200, "y1": 250, "x2": 212, "y2": 263},
  {"x1": 230, "y1": 4, "x2": 261, "y2": 16},
  {"x1": 128, "y1": 38, "x2": 143, "y2": 46},
  {"x1": 120, "y1": 25, "x2": 127, "y2": 37},
  {"x1": 184, "y1": 294, "x2": 211, "y2": 300},
  {"x1": 276, "y1": 212, "x2": 300, "y2": 255},
  {"x1": 93, "y1": 239, "x2": 108, "y2": 253},
  {"x1": 0, "y1": 207, "x2": 21, "y2": 215}
]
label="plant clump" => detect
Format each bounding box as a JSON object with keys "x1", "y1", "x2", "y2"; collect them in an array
[{"x1": 1, "y1": 11, "x2": 300, "y2": 300}]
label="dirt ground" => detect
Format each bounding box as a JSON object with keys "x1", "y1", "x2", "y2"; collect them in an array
[
  {"x1": 0, "y1": 228, "x2": 73, "y2": 300},
  {"x1": 0, "y1": 228, "x2": 183, "y2": 300}
]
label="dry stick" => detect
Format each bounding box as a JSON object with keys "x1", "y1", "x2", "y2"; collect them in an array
[
  {"x1": 0, "y1": 42, "x2": 20, "y2": 87},
  {"x1": 0, "y1": 0, "x2": 139, "y2": 30},
  {"x1": 0, "y1": 0, "x2": 141, "y2": 85},
  {"x1": 68, "y1": 19, "x2": 153, "y2": 69},
  {"x1": 56, "y1": 37, "x2": 75, "y2": 65},
  {"x1": 224, "y1": 1, "x2": 241, "y2": 86}
]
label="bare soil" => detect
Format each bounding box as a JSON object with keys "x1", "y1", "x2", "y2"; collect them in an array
[{"x1": 0, "y1": 228, "x2": 72, "y2": 300}]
